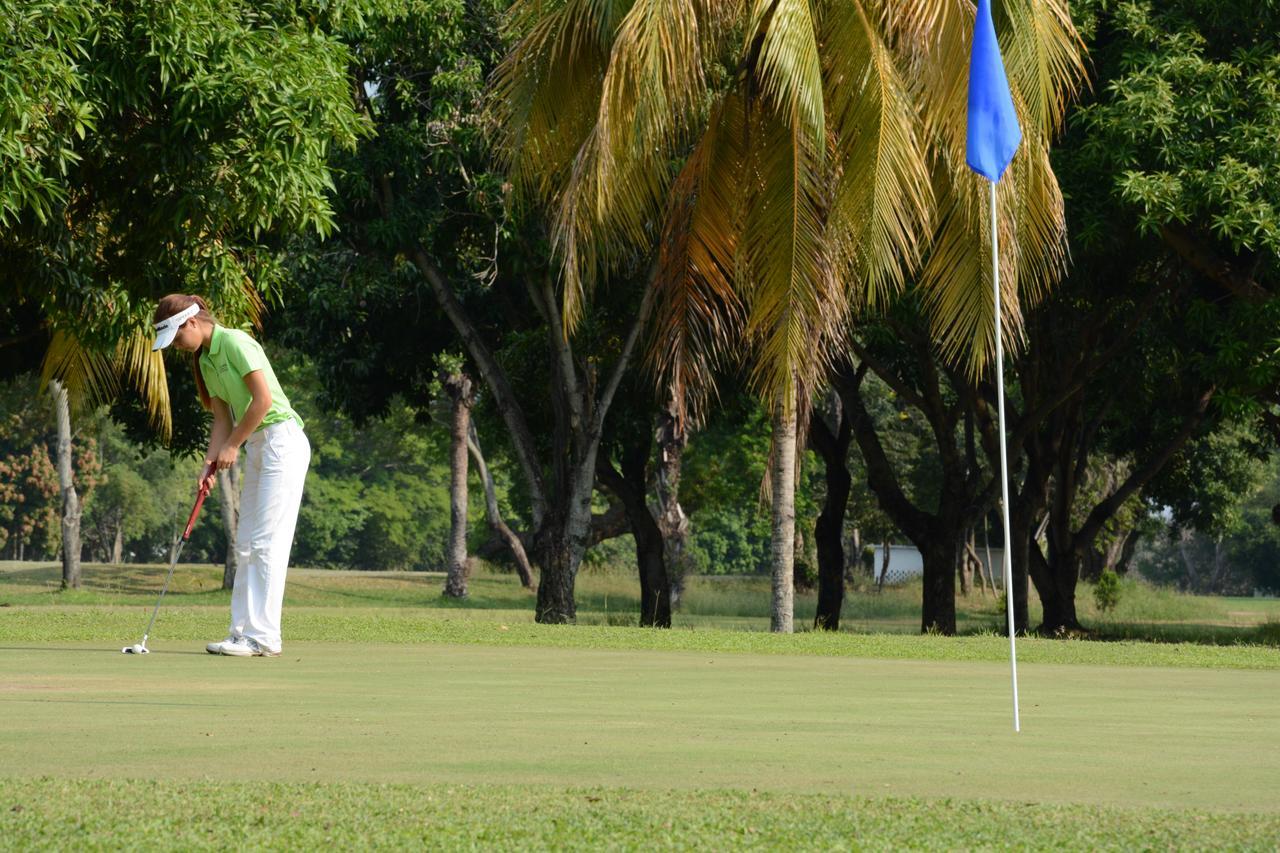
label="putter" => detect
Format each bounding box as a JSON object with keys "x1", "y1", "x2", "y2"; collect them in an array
[{"x1": 123, "y1": 465, "x2": 214, "y2": 655}]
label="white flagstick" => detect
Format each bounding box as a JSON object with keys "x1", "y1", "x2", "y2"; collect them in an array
[{"x1": 990, "y1": 180, "x2": 1021, "y2": 733}]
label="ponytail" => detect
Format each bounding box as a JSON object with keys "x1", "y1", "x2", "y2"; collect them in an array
[{"x1": 154, "y1": 294, "x2": 218, "y2": 410}]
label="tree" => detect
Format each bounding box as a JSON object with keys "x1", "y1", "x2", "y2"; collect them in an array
[
  {"x1": 50, "y1": 380, "x2": 82, "y2": 587},
  {"x1": 833, "y1": 315, "x2": 1000, "y2": 634},
  {"x1": 278, "y1": 0, "x2": 664, "y2": 623},
  {"x1": 492, "y1": 0, "x2": 1084, "y2": 632},
  {"x1": 442, "y1": 370, "x2": 476, "y2": 598},
  {"x1": 0, "y1": 0, "x2": 372, "y2": 452},
  {"x1": 0, "y1": 376, "x2": 60, "y2": 560},
  {"x1": 990, "y1": 0, "x2": 1280, "y2": 633}
]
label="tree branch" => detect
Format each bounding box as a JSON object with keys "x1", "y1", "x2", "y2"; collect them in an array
[
  {"x1": 467, "y1": 421, "x2": 535, "y2": 588},
  {"x1": 411, "y1": 247, "x2": 548, "y2": 524},
  {"x1": 535, "y1": 275, "x2": 583, "y2": 425},
  {"x1": 847, "y1": 337, "x2": 928, "y2": 412},
  {"x1": 1160, "y1": 224, "x2": 1269, "y2": 302},
  {"x1": 594, "y1": 265, "x2": 658, "y2": 435},
  {"x1": 833, "y1": 359, "x2": 932, "y2": 542},
  {"x1": 1073, "y1": 386, "x2": 1216, "y2": 549}
]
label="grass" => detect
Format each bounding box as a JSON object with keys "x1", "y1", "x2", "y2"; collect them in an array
[
  {"x1": 4, "y1": 559, "x2": 1279, "y2": 644},
  {"x1": 3, "y1": 606, "x2": 1279, "y2": 669},
  {"x1": 2, "y1": 643, "x2": 1279, "y2": 811},
  {"x1": 3, "y1": 562, "x2": 1280, "y2": 848},
  {"x1": 5, "y1": 780, "x2": 1280, "y2": 851}
]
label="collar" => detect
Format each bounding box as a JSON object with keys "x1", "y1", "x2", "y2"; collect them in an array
[{"x1": 206, "y1": 324, "x2": 225, "y2": 358}]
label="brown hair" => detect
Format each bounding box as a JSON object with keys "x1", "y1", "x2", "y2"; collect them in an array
[{"x1": 154, "y1": 294, "x2": 217, "y2": 410}]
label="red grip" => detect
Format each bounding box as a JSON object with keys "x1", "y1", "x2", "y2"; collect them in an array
[{"x1": 183, "y1": 464, "x2": 215, "y2": 541}]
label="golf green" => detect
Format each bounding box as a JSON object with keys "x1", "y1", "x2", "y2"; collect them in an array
[{"x1": 2, "y1": 642, "x2": 1277, "y2": 812}]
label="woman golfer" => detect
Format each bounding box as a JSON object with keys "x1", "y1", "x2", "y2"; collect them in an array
[{"x1": 152, "y1": 294, "x2": 310, "y2": 657}]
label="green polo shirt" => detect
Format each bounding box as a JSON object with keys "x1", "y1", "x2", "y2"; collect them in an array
[{"x1": 198, "y1": 326, "x2": 303, "y2": 431}]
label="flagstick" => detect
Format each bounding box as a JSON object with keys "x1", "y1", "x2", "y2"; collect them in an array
[{"x1": 990, "y1": 179, "x2": 1021, "y2": 733}]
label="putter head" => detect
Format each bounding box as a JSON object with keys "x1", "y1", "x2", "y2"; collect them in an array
[{"x1": 121, "y1": 643, "x2": 149, "y2": 655}]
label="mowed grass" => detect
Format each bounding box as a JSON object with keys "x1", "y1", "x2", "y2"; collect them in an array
[
  {"x1": 5, "y1": 780, "x2": 1280, "y2": 851},
  {"x1": 3, "y1": 559, "x2": 1279, "y2": 643},
  {"x1": 3, "y1": 562, "x2": 1280, "y2": 848}
]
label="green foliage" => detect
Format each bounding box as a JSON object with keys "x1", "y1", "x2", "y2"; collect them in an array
[
  {"x1": 273, "y1": 348, "x2": 485, "y2": 571},
  {"x1": 0, "y1": 0, "x2": 376, "y2": 437},
  {"x1": 1071, "y1": 0, "x2": 1280, "y2": 262},
  {"x1": 679, "y1": 394, "x2": 824, "y2": 575},
  {"x1": 1094, "y1": 569, "x2": 1123, "y2": 612},
  {"x1": 0, "y1": 374, "x2": 103, "y2": 558},
  {"x1": 0, "y1": 0, "x2": 96, "y2": 228},
  {"x1": 1138, "y1": 454, "x2": 1280, "y2": 595}
]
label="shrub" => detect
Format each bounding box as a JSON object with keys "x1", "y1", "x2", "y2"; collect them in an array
[{"x1": 1094, "y1": 569, "x2": 1122, "y2": 612}]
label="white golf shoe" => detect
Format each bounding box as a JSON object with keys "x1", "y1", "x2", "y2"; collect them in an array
[
  {"x1": 248, "y1": 639, "x2": 280, "y2": 657},
  {"x1": 206, "y1": 636, "x2": 237, "y2": 655},
  {"x1": 216, "y1": 637, "x2": 254, "y2": 657},
  {"x1": 214, "y1": 637, "x2": 279, "y2": 657}
]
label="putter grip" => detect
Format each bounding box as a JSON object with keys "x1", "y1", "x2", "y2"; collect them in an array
[{"x1": 182, "y1": 465, "x2": 215, "y2": 541}]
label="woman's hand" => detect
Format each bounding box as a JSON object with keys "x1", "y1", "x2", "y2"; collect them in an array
[
  {"x1": 198, "y1": 463, "x2": 218, "y2": 493},
  {"x1": 214, "y1": 442, "x2": 240, "y2": 472}
]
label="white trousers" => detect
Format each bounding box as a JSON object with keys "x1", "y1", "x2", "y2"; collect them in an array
[{"x1": 229, "y1": 419, "x2": 310, "y2": 652}]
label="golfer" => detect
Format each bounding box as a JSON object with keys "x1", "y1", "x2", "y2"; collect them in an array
[{"x1": 152, "y1": 294, "x2": 310, "y2": 657}]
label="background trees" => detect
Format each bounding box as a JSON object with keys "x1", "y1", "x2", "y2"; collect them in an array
[{"x1": 2, "y1": 0, "x2": 1277, "y2": 636}]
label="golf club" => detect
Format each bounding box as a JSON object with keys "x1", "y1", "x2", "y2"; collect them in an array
[{"x1": 122, "y1": 464, "x2": 214, "y2": 654}]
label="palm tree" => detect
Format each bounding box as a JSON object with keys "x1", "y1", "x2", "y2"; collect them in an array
[{"x1": 492, "y1": 0, "x2": 1084, "y2": 631}]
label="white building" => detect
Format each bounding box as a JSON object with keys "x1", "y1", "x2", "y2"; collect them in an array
[{"x1": 869, "y1": 543, "x2": 1006, "y2": 589}]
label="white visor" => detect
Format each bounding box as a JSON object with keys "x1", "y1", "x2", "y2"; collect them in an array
[{"x1": 152, "y1": 303, "x2": 200, "y2": 351}]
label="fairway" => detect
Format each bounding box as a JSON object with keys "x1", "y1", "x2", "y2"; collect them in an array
[
  {"x1": 3, "y1": 641, "x2": 1278, "y2": 812},
  {"x1": 4, "y1": 569, "x2": 1280, "y2": 847}
]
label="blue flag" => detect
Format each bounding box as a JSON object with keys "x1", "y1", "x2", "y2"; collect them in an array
[{"x1": 966, "y1": 0, "x2": 1021, "y2": 182}]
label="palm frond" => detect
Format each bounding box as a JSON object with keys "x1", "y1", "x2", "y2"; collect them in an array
[
  {"x1": 740, "y1": 102, "x2": 844, "y2": 416},
  {"x1": 906, "y1": 0, "x2": 1082, "y2": 375},
  {"x1": 822, "y1": 0, "x2": 933, "y2": 308},
  {"x1": 999, "y1": 0, "x2": 1086, "y2": 135},
  {"x1": 651, "y1": 94, "x2": 748, "y2": 424},
  {"x1": 743, "y1": 0, "x2": 825, "y2": 152},
  {"x1": 40, "y1": 327, "x2": 173, "y2": 441},
  {"x1": 552, "y1": 0, "x2": 714, "y2": 328},
  {"x1": 490, "y1": 0, "x2": 619, "y2": 200},
  {"x1": 114, "y1": 328, "x2": 172, "y2": 441},
  {"x1": 41, "y1": 329, "x2": 120, "y2": 414},
  {"x1": 917, "y1": 128, "x2": 1067, "y2": 376}
]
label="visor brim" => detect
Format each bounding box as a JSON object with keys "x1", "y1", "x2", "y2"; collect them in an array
[{"x1": 152, "y1": 323, "x2": 179, "y2": 351}]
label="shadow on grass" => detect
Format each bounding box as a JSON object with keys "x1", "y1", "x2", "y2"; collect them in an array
[{"x1": 0, "y1": 645, "x2": 211, "y2": 657}]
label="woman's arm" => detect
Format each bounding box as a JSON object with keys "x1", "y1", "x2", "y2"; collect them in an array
[
  {"x1": 204, "y1": 398, "x2": 234, "y2": 488},
  {"x1": 212, "y1": 370, "x2": 272, "y2": 472}
]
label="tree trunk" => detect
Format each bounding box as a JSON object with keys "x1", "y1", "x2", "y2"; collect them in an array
[
  {"x1": 443, "y1": 373, "x2": 474, "y2": 598},
  {"x1": 957, "y1": 532, "x2": 973, "y2": 597},
  {"x1": 965, "y1": 535, "x2": 989, "y2": 596},
  {"x1": 111, "y1": 524, "x2": 124, "y2": 564},
  {"x1": 654, "y1": 396, "x2": 690, "y2": 608},
  {"x1": 920, "y1": 536, "x2": 957, "y2": 634},
  {"x1": 1030, "y1": 539, "x2": 1083, "y2": 634},
  {"x1": 809, "y1": 402, "x2": 852, "y2": 631},
  {"x1": 218, "y1": 458, "x2": 240, "y2": 590},
  {"x1": 51, "y1": 380, "x2": 81, "y2": 589},
  {"x1": 846, "y1": 526, "x2": 863, "y2": 584},
  {"x1": 411, "y1": 249, "x2": 656, "y2": 625},
  {"x1": 534, "y1": 517, "x2": 578, "y2": 623},
  {"x1": 467, "y1": 422, "x2": 535, "y2": 588},
  {"x1": 1007, "y1": 497, "x2": 1039, "y2": 635},
  {"x1": 769, "y1": 400, "x2": 797, "y2": 633},
  {"x1": 980, "y1": 522, "x2": 996, "y2": 594},
  {"x1": 878, "y1": 541, "x2": 890, "y2": 589},
  {"x1": 596, "y1": 449, "x2": 671, "y2": 628}
]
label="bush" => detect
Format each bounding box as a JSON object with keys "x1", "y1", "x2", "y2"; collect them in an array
[{"x1": 1094, "y1": 569, "x2": 1122, "y2": 612}]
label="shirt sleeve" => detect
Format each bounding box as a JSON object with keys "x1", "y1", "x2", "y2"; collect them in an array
[{"x1": 224, "y1": 330, "x2": 271, "y2": 379}]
